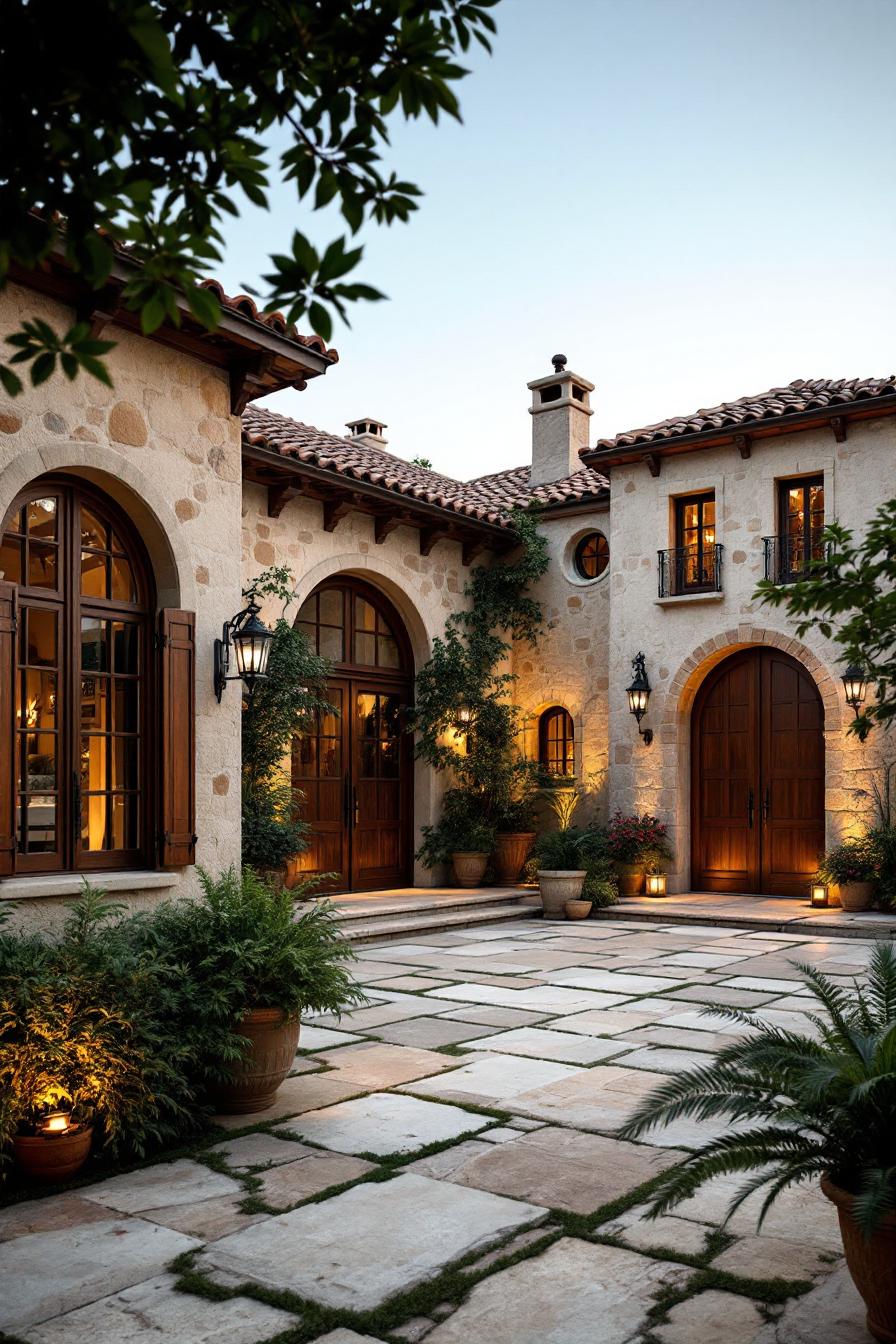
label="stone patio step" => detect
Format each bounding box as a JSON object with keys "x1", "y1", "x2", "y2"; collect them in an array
[
  {"x1": 338, "y1": 901, "x2": 538, "y2": 943},
  {"x1": 332, "y1": 888, "x2": 533, "y2": 921}
]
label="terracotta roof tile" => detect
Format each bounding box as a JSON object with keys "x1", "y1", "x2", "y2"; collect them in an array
[
  {"x1": 593, "y1": 376, "x2": 896, "y2": 451},
  {"x1": 200, "y1": 280, "x2": 338, "y2": 361},
  {"x1": 241, "y1": 406, "x2": 607, "y2": 525}
]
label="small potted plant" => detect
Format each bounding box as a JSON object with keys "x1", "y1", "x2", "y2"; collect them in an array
[
  {"x1": 620, "y1": 945, "x2": 896, "y2": 1343},
  {"x1": 606, "y1": 811, "x2": 672, "y2": 897},
  {"x1": 417, "y1": 789, "x2": 496, "y2": 888},
  {"x1": 819, "y1": 837, "x2": 878, "y2": 912},
  {"x1": 493, "y1": 795, "x2": 538, "y2": 886},
  {"x1": 146, "y1": 868, "x2": 364, "y2": 1115},
  {"x1": 564, "y1": 893, "x2": 593, "y2": 920}
]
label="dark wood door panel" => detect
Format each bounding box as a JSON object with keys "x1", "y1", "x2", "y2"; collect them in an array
[{"x1": 692, "y1": 649, "x2": 824, "y2": 896}]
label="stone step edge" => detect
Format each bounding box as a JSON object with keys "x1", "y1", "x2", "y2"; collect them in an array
[
  {"x1": 340, "y1": 904, "x2": 538, "y2": 943},
  {"x1": 329, "y1": 888, "x2": 531, "y2": 921},
  {"x1": 599, "y1": 906, "x2": 896, "y2": 942}
]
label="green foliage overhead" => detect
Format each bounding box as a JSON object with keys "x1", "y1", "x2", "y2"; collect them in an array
[
  {"x1": 620, "y1": 943, "x2": 896, "y2": 1236},
  {"x1": 241, "y1": 566, "x2": 332, "y2": 873},
  {"x1": 756, "y1": 498, "x2": 896, "y2": 739},
  {"x1": 412, "y1": 509, "x2": 548, "y2": 861},
  {"x1": 1, "y1": 0, "x2": 499, "y2": 395}
]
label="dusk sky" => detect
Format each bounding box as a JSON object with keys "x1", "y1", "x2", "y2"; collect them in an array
[{"x1": 218, "y1": 0, "x2": 896, "y2": 480}]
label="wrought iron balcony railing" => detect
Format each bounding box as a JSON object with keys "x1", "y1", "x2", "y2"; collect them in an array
[
  {"x1": 762, "y1": 534, "x2": 830, "y2": 584},
  {"x1": 657, "y1": 543, "x2": 723, "y2": 598}
]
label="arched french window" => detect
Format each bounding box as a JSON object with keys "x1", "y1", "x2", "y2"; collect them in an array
[{"x1": 0, "y1": 477, "x2": 162, "y2": 874}]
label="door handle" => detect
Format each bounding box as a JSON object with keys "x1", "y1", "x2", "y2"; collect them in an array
[
  {"x1": 747, "y1": 788, "x2": 754, "y2": 829},
  {"x1": 352, "y1": 785, "x2": 359, "y2": 829},
  {"x1": 72, "y1": 771, "x2": 82, "y2": 837},
  {"x1": 762, "y1": 787, "x2": 771, "y2": 823},
  {"x1": 342, "y1": 774, "x2": 351, "y2": 829}
]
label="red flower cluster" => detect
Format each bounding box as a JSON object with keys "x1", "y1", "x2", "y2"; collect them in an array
[{"x1": 607, "y1": 811, "x2": 672, "y2": 864}]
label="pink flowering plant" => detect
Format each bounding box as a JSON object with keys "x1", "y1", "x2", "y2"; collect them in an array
[
  {"x1": 818, "y1": 837, "x2": 879, "y2": 886},
  {"x1": 606, "y1": 811, "x2": 673, "y2": 867}
]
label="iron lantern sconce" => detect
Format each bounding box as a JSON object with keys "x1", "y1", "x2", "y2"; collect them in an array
[
  {"x1": 214, "y1": 591, "x2": 274, "y2": 702},
  {"x1": 810, "y1": 881, "x2": 829, "y2": 909},
  {"x1": 841, "y1": 664, "x2": 868, "y2": 715},
  {"x1": 626, "y1": 652, "x2": 653, "y2": 745}
]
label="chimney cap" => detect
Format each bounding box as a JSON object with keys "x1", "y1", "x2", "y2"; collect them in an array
[
  {"x1": 551, "y1": 353, "x2": 568, "y2": 372},
  {"x1": 346, "y1": 416, "x2": 388, "y2": 436}
]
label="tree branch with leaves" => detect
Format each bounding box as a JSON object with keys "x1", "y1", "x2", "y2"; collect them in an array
[{"x1": 0, "y1": 0, "x2": 499, "y2": 395}]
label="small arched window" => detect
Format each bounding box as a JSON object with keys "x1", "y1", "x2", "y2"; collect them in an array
[
  {"x1": 539, "y1": 707, "x2": 575, "y2": 777},
  {"x1": 573, "y1": 531, "x2": 609, "y2": 581}
]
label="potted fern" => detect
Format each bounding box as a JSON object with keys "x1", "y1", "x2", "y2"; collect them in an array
[
  {"x1": 417, "y1": 789, "x2": 496, "y2": 888},
  {"x1": 493, "y1": 795, "x2": 538, "y2": 887},
  {"x1": 143, "y1": 869, "x2": 364, "y2": 1114},
  {"x1": 620, "y1": 945, "x2": 896, "y2": 1342}
]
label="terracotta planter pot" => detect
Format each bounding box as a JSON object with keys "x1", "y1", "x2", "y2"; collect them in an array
[
  {"x1": 565, "y1": 898, "x2": 593, "y2": 921},
  {"x1": 615, "y1": 862, "x2": 645, "y2": 897},
  {"x1": 13, "y1": 1125, "x2": 93, "y2": 1183},
  {"x1": 822, "y1": 1175, "x2": 896, "y2": 1342},
  {"x1": 212, "y1": 1007, "x2": 301, "y2": 1115},
  {"x1": 452, "y1": 851, "x2": 489, "y2": 888},
  {"x1": 494, "y1": 832, "x2": 536, "y2": 887},
  {"x1": 537, "y1": 870, "x2": 586, "y2": 919},
  {"x1": 839, "y1": 881, "x2": 874, "y2": 912}
]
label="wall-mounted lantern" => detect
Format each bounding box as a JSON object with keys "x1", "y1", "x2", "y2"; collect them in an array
[
  {"x1": 841, "y1": 664, "x2": 868, "y2": 716},
  {"x1": 214, "y1": 591, "x2": 274, "y2": 702},
  {"x1": 626, "y1": 652, "x2": 653, "y2": 746}
]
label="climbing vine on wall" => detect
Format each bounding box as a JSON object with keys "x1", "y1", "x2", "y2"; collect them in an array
[{"x1": 412, "y1": 508, "x2": 549, "y2": 836}]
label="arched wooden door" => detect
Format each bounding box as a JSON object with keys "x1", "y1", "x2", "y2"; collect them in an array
[
  {"x1": 291, "y1": 578, "x2": 413, "y2": 892},
  {"x1": 691, "y1": 649, "x2": 825, "y2": 896}
]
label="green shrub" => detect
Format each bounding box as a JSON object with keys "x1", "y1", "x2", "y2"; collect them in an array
[
  {"x1": 869, "y1": 827, "x2": 896, "y2": 909},
  {"x1": 0, "y1": 888, "x2": 213, "y2": 1162},
  {"x1": 533, "y1": 827, "x2": 584, "y2": 870},
  {"x1": 578, "y1": 824, "x2": 619, "y2": 908},
  {"x1": 620, "y1": 944, "x2": 896, "y2": 1236},
  {"x1": 416, "y1": 789, "x2": 495, "y2": 867}
]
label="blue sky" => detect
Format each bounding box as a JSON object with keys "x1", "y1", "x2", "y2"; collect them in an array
[{"x1": 217, "y1": 0, "x2": 896, "y2": 480}]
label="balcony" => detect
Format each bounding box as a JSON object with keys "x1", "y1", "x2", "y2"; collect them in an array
[
  {"x1": 762, "y1": 534, "x2": 830, "y2": 584},
  {"x1": 657, "y1": 543, "x2": 723, "y2": 598}
]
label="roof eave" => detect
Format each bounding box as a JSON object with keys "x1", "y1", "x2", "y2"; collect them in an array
[{"x1": 581, "y1": 396, "x2": 896, "y2": 469}]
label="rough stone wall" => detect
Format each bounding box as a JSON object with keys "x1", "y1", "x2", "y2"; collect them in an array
[
  {"x1": 511, "y1": 507, "x2": 612, "y2": 825},
  {"x1": 241, "y1": 482, "x2": 477, "y2": 884},
  {"x1": 605, "y1": 418, "x2": 893, "y2": 891},
  {"x1": 0, "y1": 283, "x2": 243, "y2": 926}
]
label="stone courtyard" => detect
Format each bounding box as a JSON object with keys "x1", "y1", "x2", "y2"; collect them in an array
[{"x1": 0, "y1": 915, "x2": 883, "y2": 1344}]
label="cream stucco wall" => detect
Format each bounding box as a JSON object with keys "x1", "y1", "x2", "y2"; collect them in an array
[
  {"x1": 241, "y1": 482, "x2": 477, "y2": 885},
  {"x1": 604, "y1": 417, "x2": 893, "y2": 892},
  {"x1": 0, "y1": 283, "x2": 244, "y2": 927}
]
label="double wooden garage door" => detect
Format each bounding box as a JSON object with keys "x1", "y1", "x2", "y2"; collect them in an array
[{"x1": 691, "y1": 649, "x2": 825, "y2": 897}]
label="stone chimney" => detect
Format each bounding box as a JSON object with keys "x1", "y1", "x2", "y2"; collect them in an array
[
  {"x1": 527, "y1": 355, "x2": 594, "y2": 486},
  {"x1": 346, "y1": 416, "x2": 388, "y2": 450}
]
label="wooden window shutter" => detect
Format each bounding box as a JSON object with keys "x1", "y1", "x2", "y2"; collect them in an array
[
  {"x1": 0, "y1": 582, "x2": 16, "y2": 876},
  {"x1": 159, "y1": 608, "x2": 196, "y2": 867}
]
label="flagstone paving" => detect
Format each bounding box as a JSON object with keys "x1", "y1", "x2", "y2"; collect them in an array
[{"x1": 4, "y1": 913, "x2": 883, "y2": 1342}]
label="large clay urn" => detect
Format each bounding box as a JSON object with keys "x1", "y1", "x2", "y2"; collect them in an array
[
  {"x1": 822, "y1": 1175, "x2": 896, "y2": 1342},
  {"x1": 537, "y1": 870, "x2": 586, "y2": 919},
  {"x1": 615, "y1": 862, "x2": 645, "y2": 897},
  {"x1": 839, "y1": 881, "x2": 874, "y2": 913},
  {"x1": 212, "y1": 1007, "x2": 301, "y2": 1115},
  {"x1": 494, "y1": 832, "x2": 536, "y2": 886},
  {"x1": 452, "y1": 851, "x2": 489, "y2": 888}
]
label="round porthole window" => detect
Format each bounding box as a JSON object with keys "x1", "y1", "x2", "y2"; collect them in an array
[{"x1": 573, "y1": 530, "x2": 609, "y2": 581}]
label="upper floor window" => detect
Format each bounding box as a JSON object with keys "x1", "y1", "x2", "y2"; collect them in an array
[
  {"x1": 658, "y1": 492, "x2": 722, "y2": 597},
  {"x1": 772, "y1": 475, "x2": 825, "y2": 582},
  {"x1": 538, "y1": 707, "x2": 574, "y2": 778},
  {"x1": 572, "y1": 531, "x2": 609, "y2": 581}
]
